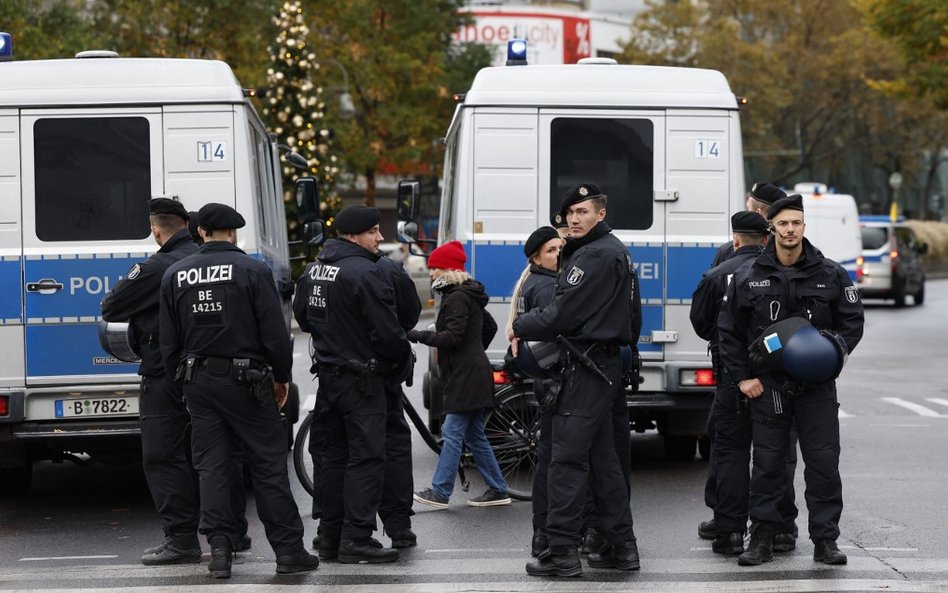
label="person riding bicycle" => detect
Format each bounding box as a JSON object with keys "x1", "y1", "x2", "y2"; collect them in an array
[{"x1": 408, "y1": 241, "x2": 512, "y2": 510}]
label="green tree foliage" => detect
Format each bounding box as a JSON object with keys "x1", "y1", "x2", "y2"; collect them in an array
[
  {"x1": 858, "y1": 0, "x2": 948, "y2": 110},
  {"x1": 304, "y1": 0, "x2": 491, "y2": 205},
  {"x1": 0, "y1": 0, "x2": 104, "y2": 59}
]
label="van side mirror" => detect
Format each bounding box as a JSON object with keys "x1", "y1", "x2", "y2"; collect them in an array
[
  {"x1": 397, "y1": 179, "x2": 420, "y2": 222},
  {"x1": 302, "y1": 219, "x2": 326, "y2": 259},
  {"x1": 397, "y1": 220, "x2": 418, "y2": 243},
  {"x1": 296, "y1": 177, "x2": 319, "y2": 223}
]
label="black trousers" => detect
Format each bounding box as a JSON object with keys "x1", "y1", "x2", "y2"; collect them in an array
[
  {"x1": 546, "y1": 353, "x2": 635, "y2": 548},
  {"x1": 377, "y1": 379, "x2": 414, "y2": 533},
  {"x1": 184, "y1": 369, "x2": 303, "y2": 555},
  {"x1": 749, "y1": 383, "x2": 841, "y2": 541},
  {"x1": 312, "y1": 371, "x2": 387, "y2": 541}
]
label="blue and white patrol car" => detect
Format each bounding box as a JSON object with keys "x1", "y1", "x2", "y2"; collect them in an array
[
  {"x1": 400, "y1": 46, "x2": 747, "y2": 460},
  {"x1": 0, "y1": 48, "x2": 298, "y2": 493}
]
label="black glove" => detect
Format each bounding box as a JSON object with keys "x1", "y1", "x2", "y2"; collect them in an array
[
  {"x1": 406, "y1": 329, "x2": 427, "y2": 344},
  {"x1": 747, "y1": 343, "x2": 768, "y2": 372}
]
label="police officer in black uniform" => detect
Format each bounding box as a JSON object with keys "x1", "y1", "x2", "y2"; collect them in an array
[
  {"x1": 159, "y1": 203, "x2": 317, "y2": 578},
  {"x1": 102, "y1": 198, "x2": 204, "y2": 565},
  {"x1": 510, "y1": 183, "x2": 639, "y2": 577},
  {"x1": 711, "y1": 182, "x2": 786, "y2": 266},
  {"x1": 690, "y1": 211, "x2": 771, "y2": 555},
  {"x1": 718, "y1": 195, "x2": 864, "y2": 567},
  {"x1": 293, "y1": 205, "x2": 410, "y2": 564}
]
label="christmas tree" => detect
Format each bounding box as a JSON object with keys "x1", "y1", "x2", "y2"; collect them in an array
[{"x1": 263, "y1": 0, "x2": 341, "y2": 257}]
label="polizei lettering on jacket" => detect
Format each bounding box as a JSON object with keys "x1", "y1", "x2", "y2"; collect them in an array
[
  {"x1": 308, "y1": 264, "x2": 340, "y2": 282},
  {"x1": 176, "y1": 264, "x2": 234, "y2": 288}
]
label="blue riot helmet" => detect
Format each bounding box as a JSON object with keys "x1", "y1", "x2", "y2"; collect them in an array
[
  {"x1": 750, "y1": 317, "x2": 847, "y2": 384},
  {"x1": 515, "y1": 340, "x2": 562, "y2": 379},
  {"x1": 96, "y1": 320, "x2": 141, "y2": 363}
]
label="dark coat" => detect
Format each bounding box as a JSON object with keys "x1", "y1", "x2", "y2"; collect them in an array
[{"x1": 408, "y1": 279, "x2": 494, "y2": 415}]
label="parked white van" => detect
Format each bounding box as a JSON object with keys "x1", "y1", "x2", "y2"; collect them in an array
[
  {"x1": 792, "y1": 182, "x2": 863, "y2": 283},
  {"x1": 398, "y1": 53, "x2": 747, "y2": 460},
  {"x1": 0, "y1": 51, "x2": 310, "y2": 494}
]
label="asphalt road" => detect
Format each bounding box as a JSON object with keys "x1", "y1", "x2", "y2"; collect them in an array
[{"x1": 2, "y1": 281, "x2": 948, "y2": 593}]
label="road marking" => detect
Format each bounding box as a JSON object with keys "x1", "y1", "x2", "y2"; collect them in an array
[
  {"x1": 424, "y1": 548, "x2": 524, "y2": 553},
  {"x1": 18, "y1": 555, "x2": 118, "y2": 561},
  {"x1": 303, "y1": 394, "x2": 316, "y2": 411},
  {"x1": 881, "y1": 397, "x2": 947, "y2": 417},
  {"x1": 838, "y1": 408, "x2": 853, "y2": 418},
  {"x1": 925, "y1": 397, "x2": 948, "y2": 410}
]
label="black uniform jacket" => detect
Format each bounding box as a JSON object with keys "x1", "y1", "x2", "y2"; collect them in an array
[
  {"x1": 711, "y1": 241, "x2": 735, "y2": 268},
  {"x1": 517, "y1": 264, "x2": 556, "y2": 315},
  {"x1": 410, "y1": 280, "x2": 494, "y2": 415},
  {"x1": 158, "y1": 241, "x2": 293, "y2": 383},
  {"x1": 101, "y1": 229, "x2": 198, "y2": 377},
  {"x1": 717, "y1": 238, "x2": 864, "y2": 388},
  {"x1": 377, "y1": 255, "x2": 422, "y2": 331},
  {"x1": 690, "y1": 244, "x2": 764, "y2": 351},
  {"x1": 292, "y1": 239, "x2": 409, "y2": 369},
  {"x1": 513, "y1": 222, "x2": 634, "y2": 346}
]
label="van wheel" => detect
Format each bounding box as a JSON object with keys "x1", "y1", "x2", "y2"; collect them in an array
[
  {"x1": 664, "y1": 436, "x2": 696, "y2": 461},
  {"x1": 892, "y1": 278, "x2": 907, "y2": 308},
  {"x1": 0, "y1": 464, "x2": 33, "y2": 497},
  {"x1": 914, "y1": 282, "x2": 925, "y2": 306}
]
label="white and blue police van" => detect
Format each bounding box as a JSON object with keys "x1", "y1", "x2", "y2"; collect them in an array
[
  {"x1": 0, "y1": 46, "x2": 309, "y2": 494},
  {"x1": 398, "y1": 44, "x2": 747, "y2": 460}
]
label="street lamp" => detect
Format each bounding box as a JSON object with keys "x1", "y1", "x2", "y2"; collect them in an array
[{"x1": 320, "y1": 58, "x2": 356, "y2": 119}]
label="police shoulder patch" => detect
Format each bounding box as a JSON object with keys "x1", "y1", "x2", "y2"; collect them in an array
[
  {"x1": 566, "y1": 265, "x2": 585, "y2": 286},
  {"x1": 844, "y1": 285, "x2": 859, "y2": 303},
  {"x1": 126, "y1": 264, "x2": 142, "y2": 280}
]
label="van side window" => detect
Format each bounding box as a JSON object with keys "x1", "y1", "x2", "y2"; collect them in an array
[
  {"x1": 861, "y1": 227, "x2": 888, "y2": 250},
  {"x1": 34, "y1": 117, "x2": 151, "y2": 242},
  {"x1": 550, "y1": 118, "x2": 654, "y2": 231}
]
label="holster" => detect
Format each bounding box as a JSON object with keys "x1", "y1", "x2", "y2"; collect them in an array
[{"x1": 244, "y1": 365, "x2": 275, "y2": 407}]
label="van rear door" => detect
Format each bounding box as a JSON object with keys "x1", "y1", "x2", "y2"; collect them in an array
[{"x1": 21, "y1": 110, "x2": 163, "y2": 386}]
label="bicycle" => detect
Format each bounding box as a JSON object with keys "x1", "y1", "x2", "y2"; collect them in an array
[{"x1": 292, "y1": 378, "x2": 539, "y2": 501}]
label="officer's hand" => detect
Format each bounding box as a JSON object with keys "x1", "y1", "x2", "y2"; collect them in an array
[
  {"x1": 506, "y1": 326, "x2": 516, "y2": 342},
  {"x1": 274, "y1": 382, "x2": 289, "y2": 410},
  {"x1": 738, "y1": 378, "x2": 764, "y2": 399}
]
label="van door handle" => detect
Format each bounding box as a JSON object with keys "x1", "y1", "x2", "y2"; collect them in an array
[{"x1": 27, "y1": 279, "x2": 64, "y2": 293}]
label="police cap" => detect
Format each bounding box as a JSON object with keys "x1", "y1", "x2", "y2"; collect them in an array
[
  {"x1": 749, "y1": 182, "x2": 787, "y2": 206},
  {"x1": 148, "y1": 197, "x2": 189, "y2": 221},
  {"x1": 523, "y1": 226, "x2": 560, "y2": 258},
  {"x1": 198, "y1": 203, "x2": 245, "y2": 232},
  {"x1": 767, "y1": 194, "x2": 804, "y2": 220},
  {"x1": 557, "y1": 183, "x2": 605, "y2": 221},
  {"x1": 334, "y1": 206, "x2": 381, "y2": 235},
  {"x1": 731, "y1": 211, "x2": 769, "y2": 235}
]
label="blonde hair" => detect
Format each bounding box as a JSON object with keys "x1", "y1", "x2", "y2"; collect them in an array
[{"x1": 506, "y1": 264, "x2": 532, "y2": 339}]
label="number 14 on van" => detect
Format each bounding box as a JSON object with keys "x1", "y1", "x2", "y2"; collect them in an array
[
  {"x1": 695, "y1": 140, "x2": 720, "y2": 159},
  {"x1": 197, "y1": 141, "x2": 226, "y2": 162}
]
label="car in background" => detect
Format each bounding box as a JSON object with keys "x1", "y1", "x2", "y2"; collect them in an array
[
  {"x1": 379, "y1": 242, "x2": 431, "y2": 305},
  {"x1": 858, "y1": 216, "x2": 926, "y2": 307}
]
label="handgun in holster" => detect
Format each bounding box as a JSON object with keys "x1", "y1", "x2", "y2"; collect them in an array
[{"x1": 175, "y1": 357, "x2": 197, "y2": 383}]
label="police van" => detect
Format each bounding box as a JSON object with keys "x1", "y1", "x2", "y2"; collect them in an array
[
  {"x1": 791, "y1": 183, "x2": 863, "y2": 283},
  {"x1": 398, "y1": 49, "x2": 747, "y2": 460},
  {"x1": 0, "y1": 49, "x2": 308, "y2": 494}
]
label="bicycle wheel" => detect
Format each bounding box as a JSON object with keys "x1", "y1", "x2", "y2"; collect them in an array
[
  {"x1": 293, "y1": 410, "x2": 315, "y2": 496},
  {"x1": 484, "y1": 384, "x2": 539, "y2": 501}
]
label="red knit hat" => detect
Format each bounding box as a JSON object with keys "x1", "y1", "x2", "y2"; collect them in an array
[{"x1": 427, "y1": 240, "x2": 466, "y2": 271}]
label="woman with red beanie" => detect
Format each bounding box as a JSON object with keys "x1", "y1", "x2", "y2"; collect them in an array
[{"x1": 407, "y1": 241, "x2": 511, "y2": 509}]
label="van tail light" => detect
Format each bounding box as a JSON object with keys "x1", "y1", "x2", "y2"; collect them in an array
[
  {"x1": 890, "y1": 250, "x2": 899, "y2": 272},
  {"x1": 492, "y1": 370, "x2": 510, "y2": 385},
  {"x1": 680, "y1": 368, "x2": 716, "y2": 387},
  {"x1": 0, "y1": 395, "x2": 8, "y2": 416},
  {"x1": 856, "y1": 256, "x2": 864, "y2": 283}
]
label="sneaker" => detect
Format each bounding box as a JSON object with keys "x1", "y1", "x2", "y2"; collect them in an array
[
  {"x1": 413, "y1": 488, "x2": 449, "y2": 510},
  {"x1": 467, "y1": 488, "x2": 512, "y2": 507}
]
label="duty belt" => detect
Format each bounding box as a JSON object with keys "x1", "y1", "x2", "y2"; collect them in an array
[{"x1": 315, "y1": 358, "x2": 379, "y2": 377}]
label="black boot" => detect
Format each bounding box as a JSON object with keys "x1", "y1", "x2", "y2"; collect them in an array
[
  {"x1": 588, "y1": 539, "x2": 640, "y2": 571},
  {"x1": 235, "y1": 534, "x2": 252, "y2": 552},
  {"x1": 813, "y1": 539, "x2": 847, "y2": 565},
  {"x1": 312, "y1": 533, "x2": 339, "y2": 560},
  {"x1": 773, "y1": 531, "x2": 796, "y2": 552},
  {"x1": 698, "y1": 517, "x2": 718, "y2": 540},
  {"x1": 525, "y1": 546, "x2": 583, "y2": 577},
  {"x1": 711, "y1": 531, "x2": 744, "y2": 556},
  {"x1": 738, "y1": 524, "x2": 774, "y2": 566},
  {"x1": 207, "y1": 537, "x2": 232, "y2": 579},
  {"x1": 580, "y1": 526, "x2": 608, "y2": 555},
  {"x1": 275, "y1": 550, "x2": 320, "y2": 574},
  {"x1": 141, "y1": 531, "x2": 202, "y2": 566},
  {"x1": 387, "y1": 528, "x2": 417, "y2": 549},
  {"x1": 531, "y1": 528, "x2": 549, "y2": 557},
  {"x1": 338, "y1": 538, "x2": 399, "y2": 564}
]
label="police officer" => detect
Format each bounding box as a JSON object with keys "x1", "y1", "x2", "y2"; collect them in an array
[
  {"x1": 690, "y1": 211, "x2": 772, "y2": 555},
  {"x1": 510, "y1": 183, "x2": 639, "y2": 577},
  {"x1": 711, "y1": 182, "x2": 787, "y2": 266},
  {"x1": 292, "y1": 205, "x2": 410, "y2": 564},
  {"x1": 718, "y1": 195, "x2": 864, "y2": 566},
  {"x1": 102, "y1": 198, "x2": 206, "y2": 565},
  {"x1": 158, "y1": 203, "x2": 317, "y2": 578}
]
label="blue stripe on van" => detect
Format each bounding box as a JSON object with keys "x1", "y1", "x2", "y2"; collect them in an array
[
  {"x1": 26, "y1": 324, "x2": 139, "y2": 376},
  {"x1": 0, "y1": 257, "x2": 22, "y2": 323}
]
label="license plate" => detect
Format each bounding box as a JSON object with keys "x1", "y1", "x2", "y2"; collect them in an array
[{"x1": 54, "y1": 397, "x2": 139, "y2": 418}]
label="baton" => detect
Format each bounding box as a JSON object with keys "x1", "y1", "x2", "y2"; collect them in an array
[{"x1": 556, "y1": 335, "x2": 613, "y2": 386}]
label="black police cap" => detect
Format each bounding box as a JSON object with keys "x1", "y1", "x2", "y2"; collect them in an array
[
  {"x1": 335, "y1": 206, "x2": 381, "y2": 235},
  {"x1": 523, "y1": 226, "x2": 560, "y2": 258},
  {"x1": 198, "y1": 203, "x2": 246, "y2": 231},
  {"x1": 749, "y1": 182, "x2": 787, "y2": 206},
  {"x1": 557, "y1": 182, "x2": 605, "y2": 220},
  {"x1": 148, "y1": 197, "x2": 189, "y2": 220},
  {"x1": 767, "y1": 194, "x2": 805, "y2": 220},
  {"x1": 731, "y1": 211, "x2": 769, "y2": 234}
]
